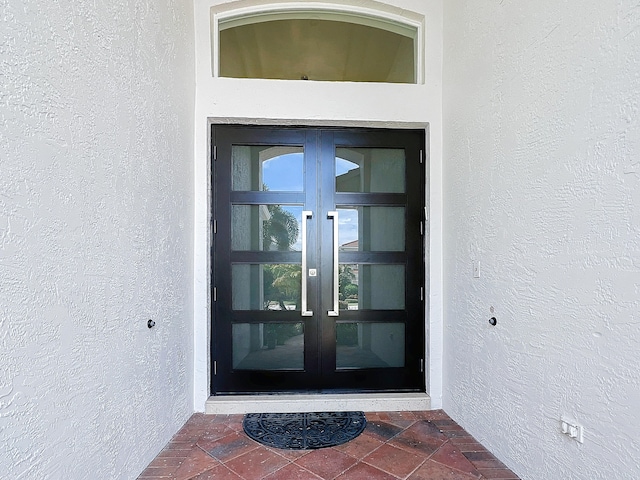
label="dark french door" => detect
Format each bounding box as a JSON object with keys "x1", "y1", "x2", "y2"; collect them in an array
[{"x1": 211, "y1": 125, "x2": 425, "y2": 394}]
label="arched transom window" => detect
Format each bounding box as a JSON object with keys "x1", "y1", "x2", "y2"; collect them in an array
[{"x1": 214, "y1": 8, "x2": 421, "y2": 83}]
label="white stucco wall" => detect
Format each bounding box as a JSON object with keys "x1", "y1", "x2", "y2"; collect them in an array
[
  {"x1": 193, "y1": 0, "x2": 444, "y2": 410},
  {"x1": 1, "y1": 1, "x2": 195, "y2": 478},
  {"x1": 443, "y1": 1, "x2": 640, "y2": 479}
]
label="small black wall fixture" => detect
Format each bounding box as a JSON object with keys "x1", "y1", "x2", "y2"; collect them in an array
[
  {"x1": 147, "y1": 319, "x2": 156, "y2": 329},
  {"x1": 489, "y1": 317, "x2": 497, "y2": 326}
]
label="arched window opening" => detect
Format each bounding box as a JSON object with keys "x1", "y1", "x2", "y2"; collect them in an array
[{"x1": 215, "y1": 10, "x2": 419, "y2": 83}]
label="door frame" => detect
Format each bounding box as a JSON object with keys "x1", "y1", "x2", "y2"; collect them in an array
[
  {"x1": 209, "y1": 123, "x2": 429, "y2": 395},
  {"x1": 194, "y1": 117, "x2": 437, "y2": 410}
]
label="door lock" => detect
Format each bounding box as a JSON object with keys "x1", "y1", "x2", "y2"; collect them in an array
[{"x1": 309, "y1": 268, "x2": 317, "y2": 277}]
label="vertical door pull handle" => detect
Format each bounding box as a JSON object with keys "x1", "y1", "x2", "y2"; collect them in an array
[
  {"x1": 327, "y1": 211, "x2": 339, "y2": 317},
  {"x1": 301, "y1": 211, "x2": 313, "y2": 317}
]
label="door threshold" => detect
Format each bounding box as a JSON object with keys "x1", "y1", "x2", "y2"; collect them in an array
[{"x1": 205, "y1": 392, "x2": 430, "y2": 414}]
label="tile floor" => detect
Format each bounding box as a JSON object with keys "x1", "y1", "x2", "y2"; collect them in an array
[{"x1": 138, "y1": 410, "x2": 520, "y2": 480}]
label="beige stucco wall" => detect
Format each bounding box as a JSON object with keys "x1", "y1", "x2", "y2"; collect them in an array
[
  {"x1": 1, "y1": 1, "x2": 195, "y2": 478},
  {"x1": 443, "y1": 1, "x2": 640, "y2": 478}
]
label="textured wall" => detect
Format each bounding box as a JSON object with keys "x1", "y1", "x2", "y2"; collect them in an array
[
  {"x1": 443, "y1": 1, "x2": 640, "y2": 479},
  {"x1": 1, "y1": 0, "x2": 195, "y2": 478}
]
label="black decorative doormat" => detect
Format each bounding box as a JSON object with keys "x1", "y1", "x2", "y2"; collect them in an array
[{"x1": 243, "y1": 412, "x2": 367, "y2": 450}]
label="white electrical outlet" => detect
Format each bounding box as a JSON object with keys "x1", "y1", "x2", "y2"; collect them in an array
[{"x1": 560, "y1": 417, "x2": 584, "y2": 443}]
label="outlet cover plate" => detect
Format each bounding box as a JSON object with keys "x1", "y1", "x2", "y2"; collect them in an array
[{"x1": 560, "y1": 416, "x2": 584, "y2": 444}]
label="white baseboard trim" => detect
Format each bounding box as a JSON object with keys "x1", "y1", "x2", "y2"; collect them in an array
[{"x1": 205, "y1": 392, "x2": 431, "y2": 414}]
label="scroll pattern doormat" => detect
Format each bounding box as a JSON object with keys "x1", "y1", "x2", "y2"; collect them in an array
[{"x1": 243, "y1": 412, "x2": 367, "y2": 450}]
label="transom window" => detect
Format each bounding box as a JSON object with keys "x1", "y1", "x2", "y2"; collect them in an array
[{"x1": 214, "y1": 10, "x2": 420, "y2": 83}]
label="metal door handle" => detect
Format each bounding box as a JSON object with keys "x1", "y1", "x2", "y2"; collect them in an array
[
  {"x1": 327, "y1": 211, "x2": 339, "y2": 316},
  {"x1": 301, "y1": 211, "x2": 313, "y2": 317}
]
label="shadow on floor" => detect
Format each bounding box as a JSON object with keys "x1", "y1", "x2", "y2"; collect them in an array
[{"x1": 138, "y1": 410, "x2": 520, "y2": 480}]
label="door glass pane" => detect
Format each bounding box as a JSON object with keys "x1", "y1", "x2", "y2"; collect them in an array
[
  {"x1": 335, "y1": 148, "x2": 405, "y2": 193},
  {"x1": 337, "y1": 207, "x2": 404, "y2": 252},
  {"x1": 233, "y1": 322, "x2": 304, "y2": 370},
  {"x1": 339, "y1": 264, "x2": 404, "y2": 310},
  {"x1": 232, "y1": 264, "x2": 301, "y2": 311},
  {"x1": 232, "y1": 145, "x2": 303, "y2": 191},
  {"x1": 232, "y1": 205, "x2": 303, "y2": 251},
  {"x1": 336, "y1": 322, "x2": 405, "y2": 369}
]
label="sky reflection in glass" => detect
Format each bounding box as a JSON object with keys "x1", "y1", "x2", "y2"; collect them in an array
[
  {"x1": 262, "y1": 153, "x2": 303, "y2": 191},
  {"x1": 255, "y1": 154, "x2": 369, "y2": 249}
]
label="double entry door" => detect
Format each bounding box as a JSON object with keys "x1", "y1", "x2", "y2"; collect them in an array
[{"x1": 212, "y1": 125, "x2": 425, "y2": 394}]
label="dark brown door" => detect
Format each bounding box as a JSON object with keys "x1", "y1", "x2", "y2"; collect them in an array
[{"x1": 211, "y1": 125, "x2": 425, "y2": 394}]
